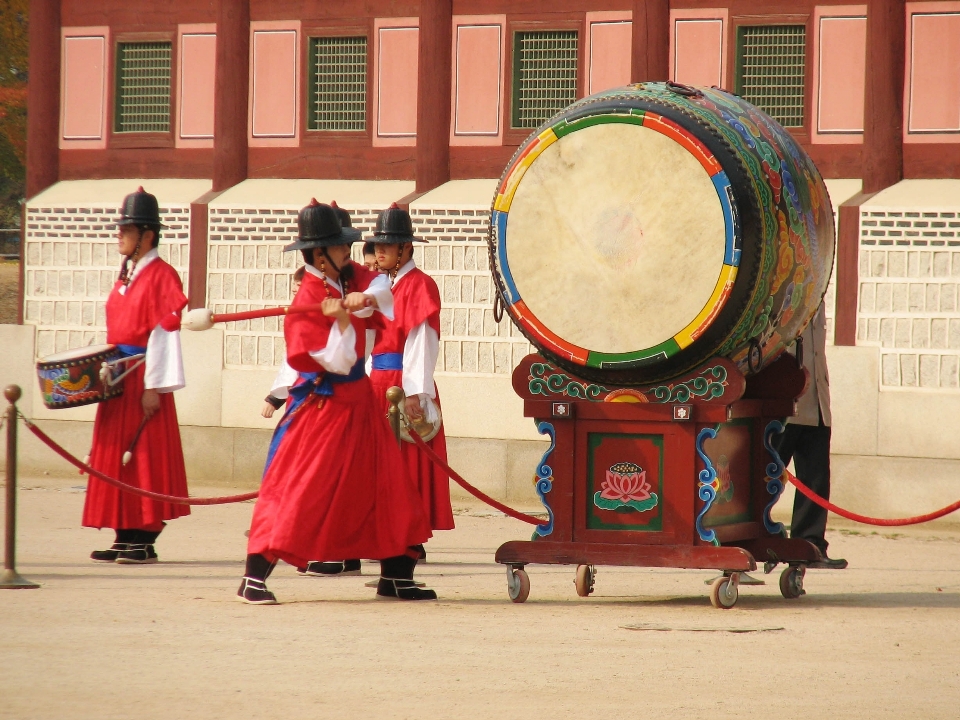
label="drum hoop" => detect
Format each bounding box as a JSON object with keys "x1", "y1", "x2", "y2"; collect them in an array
[
  {"x1": 37, "y1": 344, "x2": 119, "y2": 368},
  {"x1": 491, "y1": 108, "x2": 741, "y2": 370}
]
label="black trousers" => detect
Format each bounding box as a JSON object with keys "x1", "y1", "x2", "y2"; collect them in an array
[{"x1": 773, "y1": 418, "x2": 832, "y2": 554}]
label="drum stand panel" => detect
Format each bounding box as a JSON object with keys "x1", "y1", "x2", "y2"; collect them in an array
[{"x1": 495, "y1": 352, "x2": 823, "y2": 607}]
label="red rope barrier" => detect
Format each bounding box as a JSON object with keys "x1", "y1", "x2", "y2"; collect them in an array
[
  {"x1": 406, "y1": 429, "x2": 547, "y2": 527},
  {"x1": 786, "y1": 470, "x2": 960, "y2": 526},
  {"x1": 20, "y1": 414, "x2": 259, "y2": 506}
]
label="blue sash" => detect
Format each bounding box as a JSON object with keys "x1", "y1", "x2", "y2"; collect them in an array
[
  {"x1": 117, "y1": 344, "x2": 147, "y2": 357},
  {"x1": 371, "y1": 352, "x2": 403, "y2": 371},
  {"x1": 262, "y1": 358, "x2": 366, "y2": 476}
]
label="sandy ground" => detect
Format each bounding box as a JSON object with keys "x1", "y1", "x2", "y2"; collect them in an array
[
  {"x1": 0, "y1": 262, "x2": 19, "y2": 324},
  {"x1": 1, "y1": 475, "x2": 959, "y2": 720}
]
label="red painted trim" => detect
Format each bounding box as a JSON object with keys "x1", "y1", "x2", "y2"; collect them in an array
[
  {"x1": 834, "y1": 191, "x2": 875, "y2": 346},
  {"x1": 904, "y1": 143, "x2": 960, "y2": 178},
  {"x1": 188, "y1": 190, "x2": 223, "y2": 310},
  {"x1": 26, "y1": 0, "x2": 61, "y2": 198},
  {"x1": 17, "y1": 205, "x2": 25, "y2": 325}
]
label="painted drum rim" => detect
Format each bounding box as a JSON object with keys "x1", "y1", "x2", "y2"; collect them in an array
[{"x1": 492, "y1": 109, "x2": 742, "y2": 370}]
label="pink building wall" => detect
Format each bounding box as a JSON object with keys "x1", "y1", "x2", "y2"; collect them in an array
[
  {"x1": 249, "y1": 21, "x2": 300, "y2": 146},
  {"x1": 60, "y1": 27, "x2": 109, "y2": 150},
  {"x1": 373, "y1": 18, "x2": 419, "y2": 147},
  {"x1": 450, "y1": 16, "x2": 505, "y2": 146},
  {"x1": 905, "y1": 3, "x2": 960, "y2": 143},
  {"x1": 585, "y1": 12, "x2": 632, "y2": 94},
  {"x1": 813, "y1": 6, "x2": 867, "y2": 144},
  {"x1": 671, "y1": 17, "x2": 724, "y2": 88}
]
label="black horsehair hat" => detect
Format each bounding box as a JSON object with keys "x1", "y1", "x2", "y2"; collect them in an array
[
  {"x1": 283, "y1": 198, "x2": 362, "y2": 252},
  {"x1": 118, "y1": 186, "x2": 166, "y2": 228},
  {"x1": 372, "y1": 202, "x2": 426, "y2": 243}
]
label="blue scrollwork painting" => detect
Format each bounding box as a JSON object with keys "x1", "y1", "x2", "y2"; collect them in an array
[{"x1": 532, "y1": 421, "x2": 556, "y2": 538}]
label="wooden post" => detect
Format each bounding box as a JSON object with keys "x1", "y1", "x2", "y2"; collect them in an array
[
  {"x1": 834, "y1": 192, "x2": 876, "y2": 345},
  {"x1": 862, "y1": 0, "x2": 905, "y2": 194},
  {"x1": 25, "y1": 0, "x2": 61, "y2": 198},
  {"x1": 415, "y1": 0, "x2": 452, "y2": 193},
  {"x1": 630, "y1": 0, "x2": 670, "y2": 83},
  {"x1": 1, "y1": 386, "x2": 39, "y2": 589},
  {"x1": 214, "y1": 0, "x2": 249, "y2": 192}
]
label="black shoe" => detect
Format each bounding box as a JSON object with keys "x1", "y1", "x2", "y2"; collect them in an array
[
  {"x1": 298, "y1": 560, "x2": 362, "y2": 577},
  {"x1": 237, "y1": 577, "x2": 278, "y2": 605},
  {"x1": 808, "y1": 556, "x2": 848, "y2": 570},
  {"x1": 376, "y1": 577, "x2": 437, "y2": 601},
  {"x1": 90, "y1": 543, "x2": 130, "y2": 563},
  {"x1": 115, "y1": 544, "x2": 158, "y2": 564}
]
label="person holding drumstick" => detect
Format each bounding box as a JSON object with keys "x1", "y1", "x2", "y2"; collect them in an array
[
  {"x1": 369, "y1": 204, "x2": 455, "y2": 555},
  {"x1": 238, "y1": 199, "x2": 436, "y2": 604},
  {"x1": 86, "y1": 187, "x2": 190, "y2": 564}
]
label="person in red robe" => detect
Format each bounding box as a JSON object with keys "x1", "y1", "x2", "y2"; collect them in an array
[
  {"x1": 238, "y1": 200, "x2": 436, "y2": 604},
  {"x1": 85, "y1": 187, "x2": 189, "y2": 564},
  {"x1": 368, "y1": 204, "x2": 455, "y2": 556}
]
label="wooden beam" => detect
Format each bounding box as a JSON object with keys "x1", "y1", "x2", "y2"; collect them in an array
[
  {"x1": 630, "y1": 0, "x2": 670, "y2": 83},
  {"x1": 213, "y1": 0, "x2": 249, "y2": 192},
  {"x1": 862, "y1": 0, "x2": 905, "y2": 194},
  {"x1": 415, "y1": 0, "x2": 452, "y2": 193},
  {"x1": 26, "y1": 0, "x2": 60, "y2": 198}
]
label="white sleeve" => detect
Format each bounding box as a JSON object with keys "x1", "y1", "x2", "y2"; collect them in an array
[
  {"x1": 269, "y1": 360, "x2": 299, "y2": 400},
  {"x1": 308, "y1": 323, "x2": 358, "y2": 374},
  {"x1": 144, "y1": 326, "x2": 185, "y2": 393},
  {"x1": 402, "y1": 321, "x2": 439, "y2": 399},
  {"x1": 356, "y1": 274, "x2": 394, "y2": 320}
]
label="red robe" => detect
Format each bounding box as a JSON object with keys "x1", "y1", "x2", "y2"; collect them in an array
[
  {"x1": 247, "y1": 263, "x2": 432, "y2": 567},
  {"x1": 82, "y1": 259, "x2": 190, "y2": 529},
  {"x1": 370, "y1": 267, "x2": 455, "y2": 531}
]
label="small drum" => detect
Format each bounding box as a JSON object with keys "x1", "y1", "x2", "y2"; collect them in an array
[
  {"x1": 36, "y1": 345, "x2": 130, "y2": 409},
  {"x1": 490, "y1": 82, "x2": 835, "y2": 385}
]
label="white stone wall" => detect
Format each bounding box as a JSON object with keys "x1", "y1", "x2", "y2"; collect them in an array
[
  {"x1": 857, "y1": 207, "x2": 960, "y2": 389},
  {"x1": 410, "y1": 206, "x2": 532, "y2": 376},
  {"x1": 23, "y1": 203, "x2": 191, "y2": 358}
]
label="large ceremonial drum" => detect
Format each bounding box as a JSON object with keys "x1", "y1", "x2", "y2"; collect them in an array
[{"x1": 489, "y1": 82, "x2": 835, "y2": 385}]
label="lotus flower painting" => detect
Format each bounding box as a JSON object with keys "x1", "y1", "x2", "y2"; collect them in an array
[{"x1": 593, "y1": 462, "x2": 659, "y2": 513}]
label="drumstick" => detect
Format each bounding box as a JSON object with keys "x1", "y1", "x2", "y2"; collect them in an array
[{"x1": 122, "y1": 416, "x2": 150, "y2": 466}]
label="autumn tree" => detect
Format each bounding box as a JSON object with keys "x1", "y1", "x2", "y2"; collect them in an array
[{"x1": 0, "y1": 0, "x2": 29, "y2": 229}]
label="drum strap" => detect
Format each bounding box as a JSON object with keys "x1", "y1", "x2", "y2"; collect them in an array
[{"x1": 371, "y1": 353, "x2": 403, "y2": 371}]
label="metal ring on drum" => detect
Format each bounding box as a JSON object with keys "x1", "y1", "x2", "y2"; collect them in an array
[{"x1": 489, "y1": 82, "x2": 835, "y2": 386}]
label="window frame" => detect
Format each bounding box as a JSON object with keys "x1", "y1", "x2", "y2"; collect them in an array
[
  {"x1": 300, "y1": 21, "x2": 373, "y2": 145},
  {"x1": 109, "y1": 31, "x2": 176, "y2": 149},
  {"x1": 729, "y1": 14, "x2": 813, "y2": 141},
  {"x1": 503, "y1": 16, "x2": 585, "y2": 145}
]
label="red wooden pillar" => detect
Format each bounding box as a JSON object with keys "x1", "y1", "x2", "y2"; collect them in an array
[
  {"x1": 213, "y1": 0, "x2": 249, "y2": 192},
  {"x1": 415, "y1": 0, "x2": 452, "y2": 193},
  {"x1": 26, "y1": 0, "x2": 61, "y2": 199},
  {"x1": 834, "y1": 0, "x2": 905, "y2": 345},
  {"x1": 630, "y1": 0, "x2": 670, "y2": 83}
]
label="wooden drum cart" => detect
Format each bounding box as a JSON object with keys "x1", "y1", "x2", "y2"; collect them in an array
[{"x1": 496, "y1": 354, "x2": 822, "y2": 608}]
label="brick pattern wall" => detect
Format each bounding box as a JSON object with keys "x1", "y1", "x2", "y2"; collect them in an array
[
  {"x1": 410, "y1": 207, "x2": 532, "y2": 376},
  {"x1": 23, "y1": 205, "x2": 190, "y2": 358},
  {"x1": 858, "y1": 208, "x2": 960, "y2": 389},
  {"x1": 206, "y1": 206, "x2": 381, "y2": 368}
]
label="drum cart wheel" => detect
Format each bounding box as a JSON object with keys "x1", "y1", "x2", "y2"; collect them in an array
[
  {"x1": 709, "y1": 573, "x2": 739, "y2": 609},
  {"x1": 506, "y1": 565, "x2": 530, "y2": 603},
  {"x1": 779, "y1": 565, "x2": 806, "y2": 599},
  {"x1": 574, "y1": 564, "x2": 596, "y2": 597}
]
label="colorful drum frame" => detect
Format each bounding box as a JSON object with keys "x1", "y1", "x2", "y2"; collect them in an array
[
  {"x1": 36, "y1": 344, "x2": 125, "y2": 409},
  {"x1": 489, "y1": 82, "x2": 835, "y2": 385}
]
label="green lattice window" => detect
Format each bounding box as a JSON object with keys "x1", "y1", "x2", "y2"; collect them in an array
[
  {"x1": 115, "y1": 42, "x2": 172, "y2": 133},
  {"x1": 308, "y1": 36, "x2": 367, "y2": 131},
  {"x1": 735, "y1": 25, "x2": 806, "y2": 128},
  {"x1": 511, "y1": 31, "x2": 578, "y2": 129}
]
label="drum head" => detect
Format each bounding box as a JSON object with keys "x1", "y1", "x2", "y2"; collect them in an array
[
  {"x1": 39, "y1": 344, "x2": 116, "y2": 363},
  {"x1": 493, "y1": 110, "x2": 739, "y2": 372}
]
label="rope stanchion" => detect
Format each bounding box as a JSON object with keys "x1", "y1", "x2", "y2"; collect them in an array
[
  {"x1": 786, "y1": 470, "x2": 960, "y2": 526},
  {"x1": 2, "y1": 386, "x2": 39, "y2": 589},
  {"x1": 405, "y1": 428, "x2": 548, "y2": 527},
  {"x1": 20, "y1": 413, "x2": 258, "y2": 506}
]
